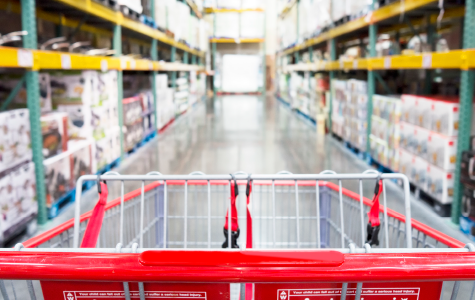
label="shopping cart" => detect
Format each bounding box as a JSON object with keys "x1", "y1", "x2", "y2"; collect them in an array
[{"x1": 0, "y1": 170, "x2": 474, "y2": 300}]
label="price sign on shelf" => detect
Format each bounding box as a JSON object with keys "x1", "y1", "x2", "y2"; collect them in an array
[
  {"x1": 17, "y1": 49, "x2": 33, "y2": 67},
  {"x1": 61, "y1": 54, "x2": 72, "y2": 69},
  {"x1": 422, "y1": 53, "x2": 432, "y2": 69},
  {"x1": 149, "y1": 62, "x2": 154, "y2": 70},
  {"x1": 101, "y1": 60, "x2": 108, "y2": 72},
  {"x1": 121, "y1": 58, "x2": 127, "y2": 70},
  {"x1": 130, "y1": 60, "x2": 136, "y2": 70},
  {"x1": 384, "y1": 57, "x2": 391, "y2": 69},
  {"x1": 353, "y1": 60, "x2": 358, "y2": 69}
]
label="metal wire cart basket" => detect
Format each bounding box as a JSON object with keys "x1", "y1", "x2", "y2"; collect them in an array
[{"x1": 0, "y1": 171, "x2": 474, "y2": 300}]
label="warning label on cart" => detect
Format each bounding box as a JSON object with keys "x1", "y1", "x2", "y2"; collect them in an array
[
  {"x1": 63, "y1": 291, "x2": 207, "y2": 299},
  {"x1": 41, "y1": 282, "x2": 230, "y2": 300},
  {"x1": 254, "y1": 282, "x2": 442, "y2": 300},
  {"x1": 276, "y1": 288, "x2": 419, "y2": 300}
]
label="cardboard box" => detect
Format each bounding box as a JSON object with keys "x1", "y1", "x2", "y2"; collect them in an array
[
  {"x1": 94, "y1": 136, "x2": 112, "y2": 171},
  {"x1": 40, "y1": 112, "x2": 68, "y2": 159},
  {"x1": 0, "y1": 73, "x2": 52, "y2": 112},
  {"x1": 388, "y1": 148, "x2": 399, "y2": 172},
  {"x1": 50, "y1": 71, "x2": 98, "y2": 107},
  {"x1": 0, "y1": 109, "x2": 32, "y2": 174},
  {"x1": 430, "y1": 98, "x2": 460, "y2": 136},
  {"x1": 43, "y1": 150, "x2": 73, "y2": 208},
  {"x1": 69, "y1": 139, "x2": 94, "y2": 182},
  {"x1": 401, "y1": 94, "x2": 416, "y2": 124},
  {"x1": 425, "y1": 163, "x2": 454, "y2": 204},
  {"x1": 399, "y1": 148, "x2": 416, "y2": 182},
  {"x1": 462, "y1": 184, "x2": 475, "y2": 220},
  {"x1": 427, "y1": 132, "x2": 457, "y2": 171},
  {"x1": 399, "y1": 122, "x2": 415, "y2": 153},
  {"x1": 57, "y1": 104, "x2": 93, "y2": 140}
]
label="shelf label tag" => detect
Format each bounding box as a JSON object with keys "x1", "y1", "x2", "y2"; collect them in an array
[
  {"x1": 422, "y1": 54, "x2": 432, "y2": 69},
  {"x1": 130, "y1": 60, "x2": 136, "y2": 70},
  {"x1": 384, "y1": 57, "x2": 391, "y2": 69},
  {"x1": 61, "y1": 54, "x2": 71, "y2": 69},
  {"x1": 101, "y1": 60, "x2": 108, "y2": 72},
  {"x1": 17, "y1": 49, "x2": 33, "y2": 67},
  {"x1": 149, "y1": 62, "x2": 154, "y2": 70},
  {"x1": 339, "y1": 60, "x2": 344, "y2": 69},
  {"x1": 121, "y1": 58, "x2": 127, "y2": 70},
  {"x1": 353, "y1": 60, "x2": 358, "y2": 69}
]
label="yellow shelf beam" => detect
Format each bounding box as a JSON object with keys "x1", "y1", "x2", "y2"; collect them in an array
[
  {"x1": 280, "y1": 0, "x2": 438, "y2": 56},
  {"x1": 204, "y1": 7, "x2": 264, "y2": 13},
  {"x1": 282, "y1": 50, "x2": 475, "y2": 72},
  {"x1": 50, "y1": 0, "x2": 204, "y2": 57},
  {"x1": 0, "y1": 46, "x2": 206, "y2": 71},
  {"x1": 210, "y1": 38, "x2": 264, "y2": 43}
]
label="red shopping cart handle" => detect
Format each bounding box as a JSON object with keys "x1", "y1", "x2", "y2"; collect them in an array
[{"x1": 139, "y1": 250, "x2": 344, "y2": 267}]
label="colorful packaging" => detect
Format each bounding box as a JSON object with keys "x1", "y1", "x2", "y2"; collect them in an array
[{"x1": 40, "y1": 112, "x2": 69, "y2": 159}]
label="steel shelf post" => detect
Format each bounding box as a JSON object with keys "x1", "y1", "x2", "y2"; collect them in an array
[
  {"x1": 151, "y1": 0, "x2": 158, "y2": 135},
  {"x1": 21, "y1": 0, "x2": 47, "y2": 225},
  {"x1": 329, "y1": 38, "x2": 336, "y2": 134},
  {"x1": 452, "y1": 0, "x2": 475, "y2": 224},
  {"x1": 113, "y1": 24, "x2": 124, "y2": 159},
  {"x1": 212, "y1": 13, "x2": 217, "y2": 97},
  {"x1": 366, "y1": 0, "x2": 377, "y2": 156}
]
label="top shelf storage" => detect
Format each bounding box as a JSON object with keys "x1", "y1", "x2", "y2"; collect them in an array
[
  {"x1": 47, "y1": 0, "x2": 205, "y2": 57},
  {"x1": 279, "y1": 0, "x2": 439, "y2": 56}
]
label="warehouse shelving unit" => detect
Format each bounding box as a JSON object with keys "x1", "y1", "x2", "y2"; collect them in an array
[
  {"x1": 206, "y1": 6, "x2": 266, "y2": 96},
  {"x1": 0, "y1": 0, "x2": 206, "y2": 227},
  {"x1": 276, "y1": 0, "x2": 474, "y2": 225}
]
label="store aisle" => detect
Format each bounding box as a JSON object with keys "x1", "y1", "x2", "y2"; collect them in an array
[{"x1": 36, "y1": 95, "x2": 469, "y2": 244}]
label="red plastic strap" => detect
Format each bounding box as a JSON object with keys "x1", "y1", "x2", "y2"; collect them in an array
[
  {"x1": 246, "y1": 182, "x2": 253, "y2": 249},
  {"x1": 81, "y1": 182, "x2": 108, "y2": 248},
  {"x1": 224, "y1": 181, "x2": 239, "y2": 232},
  {"x1": 367, "y1": 180, "x2": 383, "y2": 227}
]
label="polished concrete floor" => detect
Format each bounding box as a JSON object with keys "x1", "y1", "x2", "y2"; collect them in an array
[{"x1": 36, "y1": 94, "x2": 468, "y2": 244}]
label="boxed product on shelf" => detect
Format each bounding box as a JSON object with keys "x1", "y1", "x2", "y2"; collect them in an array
[
  {"x1": 108, "y1": 126, "x2": 121, "y2": 163},
  {"x1": 68, "y1": 139, "x2": 94, "y2": 182},
  {"x1": 124, "y1": 122, "x2": 144, "y2": 152},
  {"x1": 399, "y1": 148, "x2": 416, "y2": 183},
  {"x1": 0, "y1": 109, "x2": 32, "y2": 174},
  {"x1": 425, "y1": 163, "x2": 454, "y2": 205},
  {"x1": 43, "y1": 150, "x2": 73, "y2": 209},
  {"x1": 347, "y1": 79, "x2": 367, "y2": 94},
  {"x1": 427, "y1": 131, "x2": 457, "y2": 171},
  {"x1": 50, "y1": 71, "x2": 99, "y2": 107},
  {"x1": 94, "y1": 135, "x2": 112, "y2": 171},
  {"x1": 369, "y1": 136, "x2": 388, "y2": 167},
  {"x1": 0, "y1": 162, "x2": 37, "y2": 240},
  {"x1": 56, "y1": 104, "x2": 93, "y2": 140},
  {"x1": 462, "y1": 184, "x2": 475, "y2": 221},
  {"x1": 399, "y1": 122, "x2": 430, "y2": 159},
  {"x1": 430, "y1": 97, "x2": 461, "y2": 136},
  {"x1": 461, "y1": 150, "x2": 475, "y2": 186},
  {"x1": 123, "y1": 96, "x2": 143, "y2": 126},
  {"x1": 240, "y1": 12, "x2": 265, "y2": 39},
  {"x1": 0, "y1": 73, "x2": 52, "y2": 112},
  {"x1": 40, "y1": 112, "x2": 68, "y2": 159},
  {"x1": 215, "y1": 12, "x2": 240, "y2": 39},
  {"x1": 388, "y1": 148, "x2": 399, "y2": 172}
]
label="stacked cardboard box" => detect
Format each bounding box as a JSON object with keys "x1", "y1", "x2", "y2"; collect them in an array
[
  {"x1": 155, "y1": 74, "x2": 175, "y2": 130},
  {"x1": 0, "y1": 109, "x2": 36, "y2": 243},
  {"x1": 175, "y1": 72, "x2": 189, "y2": 114},
  {"x1": 398, "y1": 95, "x2": 468, "y2": 206},
  {"x1": 332, "y1": 79, "x2": 367, "y2": 151},
  {"x1": 369, "y1": 95, "x2": 401, "y2": 171},
  {"x1": 123, "y1": 96, "x2": 144, "y2": 152},
  {"x1": 0, "y1": 73, "x2": 52, "y2": 112},
  {"x1": 51, "y1": 70, "x2": 119, "y2": 173}
]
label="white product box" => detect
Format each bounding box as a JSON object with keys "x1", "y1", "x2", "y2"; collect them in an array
[
  {"x1": 68, "y1": 139, "x2": 94, "y2": 182},
  {"x1": 425, "y1": 163, "x2": 454, "y2": 204},
  {"x1": 347, "y1": 79, "x2": 367, "y2": 94},
  {"x1": 43, "y1": 150, "x2": 73, "y2": 208},
  {"x1": 371, "y1": 116, "x2": 388, "y2": 141},
  {"x1": 0, "y1": 73, "x2": 52, "y2": 112},
  {"x1": 8, "y1": 162, "x2": 37, "y2": 233},
  {"x1": 399, "y1": 122, "x2": 415, "y2": 153},
  {"x1": 240, "y1": 12, "x2": 265, "y2": 38},
  {"x1": 108, "y1": 126, "x2": 121, "y2": 163},
  {"x1": 57, "y1": 104, "x2": 93, "y2": 140},
  {"x1": 430, "y1": 98, "x2": 463, "y2": 136},
  {"x1": 413, "y1": 155, "x2": 429, "y2": 190},
  {"x1": 427, "y1": 132, "x2": 457, "y2": 171},
  {"x1": 215, "y1": 13, "x2": 240, "y2": 39},
  {"x1": 399, "y1": 148, "x2": 416, "y2": 182},
  {"x1": 41, "y1": 112, "x2": 69, "y2": 159},
  {"x1": 387, "y1": 123, "x2": 400, "y2": 149},
  {"x1": 412, "y1": 124, "x2": 430, "y2": 160},
  {"x1": 94, "y1": 136, "x2": 112, "y2": 171},
  {"x1": 401, "y1": 94, "x2": 416, "y2": 124},
  {"x1": 388, "y1": 148, "x2": 399, "y2": 172},
  {"x1": 0, "y1": 172, "x2": 15, "y2": 237},
  {"x1": 50, "y1": 71, "x2": 99, "y2": 107},
  {"x1": 7, "y1": 109, "x2": 32, "y2": 170}
]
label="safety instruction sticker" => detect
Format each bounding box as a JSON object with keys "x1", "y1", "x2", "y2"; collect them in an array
[
  {"x1": 277, "y1": 288, "x2": 419, "y2": 300},
  {"x1": 254, "y1": 282, "x2": 442, "y2": 300},
  {"x1": 63, "y1": 291, "x2": 207, "y2": 299},
  {"x1": 41, "y1": 281, "x2": 229, "y2": 300}
]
